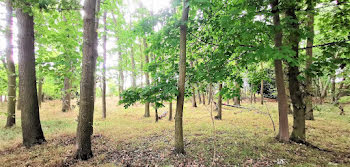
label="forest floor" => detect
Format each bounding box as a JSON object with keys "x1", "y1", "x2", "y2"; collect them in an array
[{"x1": 0, "y1": 97, "x2": 350, "y2": 167}]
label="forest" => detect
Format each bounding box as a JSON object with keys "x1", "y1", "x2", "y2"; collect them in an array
[{"x1": 0, "y1": 0, "x2": 349, "y2": 166}]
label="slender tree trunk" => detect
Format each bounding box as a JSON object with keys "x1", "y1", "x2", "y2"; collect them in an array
[
  {"x1": 62, "y1": 77, "x2": 71, "y2": 112},
  {"x1": 253, "y1": 93, "x2": 256, "y2": 103},
  {"x1": 75, "y1": 0, "x2": 98, "y2": 160},
  {"x1": 285, "y1": 5, "x2": 306, "y2": 143},
  {"x1": 331, "y1": 75, "x2": 336, "y2": 103},
  {"x1": 191, "y1": 86, "x2": 197, "y2": 107},
  {"x1": 92, "y1": 0, "x2": 101, "y2": 102},
  {"x1": 197, "y1": 86, "x2": 202, "y2": 104},
  {"x1": 271, "y1": 0, "x2": 290, "y2": 142},
  {"x1": 169, "y1": 101, "x2": 172, "y2": 121},
  {"x1": 202, "y1": 90, "x2": 206, "y2": 105},
  {"x1": 143, "y1": 38, "x2": 150, "y2": 117},
  {"x1": 215, "y1": 83, "x2": 223, "y2": 120},
  {"x1": 208, "y1": 84, "x2": 212, "y2": 105},
  {"x1": 260, "y1": 80, "x2": 264, "y2": 105},
  {"x1": 320, "y1": 79, "x2": 330, "y2": 104},
  {"x1": 38, "y1": 78, "x2": 43, "y2": 107},
  {"x1": 118, "y1": 50, "x2": 124, "y2": 100},
  {"x1": 102, "y1": 11, "x2": 107, "y2": 119},
  {"x1": 131, "y1": 46, "x2": 136, "y2": 87},
  {"x1": 17, "y1": 7, "x2": 46, "y2": 148},
  {"x1": 5, "y1": 0, "x2": 16, "y2": 128},
  {"x1": 140, "y1": 42, "x2": 143, "y2": 87},
  {"x1": 175, "y1": 0, "x2": 189, "y2": 154},
  {"x1": 305, "y1": 0, "x2": 315, "y2": 120}
]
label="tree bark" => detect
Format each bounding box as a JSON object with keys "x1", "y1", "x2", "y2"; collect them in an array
[
  {"x1": 17, "y1": 7, "x2": 46, "y2": 147},
  {"x1": 5, "y1": 0, "x2": 16, "y2": 128},
  {"x1": 140, "y1": 42, "x2": 143, "y2": 87},
  {"x1": 62, "y1": 77, "x2": 71, "y2": 112},
  {"x1": 260, "y1": 79, "x2": 264, "y2": 105},
  {"x1": 102, "y1": 11, "x2": 107, "y2": 119},
  {"x1": 208, "y1": 84, "x2": 212, "y2": 105},
  {"x1": 305, "y1": 0, "x2": 315, "y2": 120},
  {"x1": 131, "y1": 45, "x2": 136, "y2": 87},
  {"x1": 38, "y1": 78, "x2": 43, "y2": 108},
  {"x1": 271, "y1": 0, "x2": 290, "y2": 142},
  {"x1": 75, "y1": 0, "x2": 98, "y2": 160},
  {"x1": 143, "y1": 38, "x2": 150, "y2": 117},
  {"x1": 285, "y1": 5, "x2": 306, "y2": 143},
  {"x1": 118, "y1": 51, "x2": 124, "y2": 100},
  {"x1": 175, "y1": 0, "x2": 189, "y2": 154},
  {"x1": 191, "y1": 86, "x2": 197, "y2": 107},
  {"x1": 215, "y1": 83, "x2": 223, "y2": 120},
  {"x1": 169, "y1": 101, "x2": 172, "y2": 121},
  {"x1": 197, "y1": 86, "x2": 202, "y2": 104}
]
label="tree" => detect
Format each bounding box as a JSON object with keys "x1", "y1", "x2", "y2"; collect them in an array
[
  {"x1": 4, "y1": 0, "x2": 16, "y2": 128},
  {"x1": 285, "y1": 2, "x2": 306, "y2": 143},
  {"x1": 75, "y1": 0, "x2": 99, "y2": 160},
  {"x1": 143, "y1": 38, "x2": 150, "y2": 117},
  {"x1": 174, "y1": 0, "x2": 189, "y2": 154},
  {"x1": 271, "y1": 0, "x2": 289, "y2": 142},
  {"x1": 305, "y1": 0, "x2": 315, "y2": 120},
  {"x1": 102, "y1": 11, "x2": 107, "y2": 119},
  {"x1": 17, "y1": 6, "x2": 46, "y2": 148}
]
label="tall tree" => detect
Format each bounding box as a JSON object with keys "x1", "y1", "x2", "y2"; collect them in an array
[
  {"x1": 305, "y1": 0, "x2": 315, "y2": 120},
  {"x1": 102, "y1": 11, "x2": 107, "y2": 119},
  {"x1": 4, "y1": 0, "x2": 16, "y2": 128},
  {"x1": 17, "y1": 6, "x2": 46, "y2": 147},
  {"x1": 118, "y1": 50, "x2": 124, "y2": 100},
  {"x1": 75, "y1": 0, "x2": 99, "y2": 160},
  {"x1": 143, "y1": 38, "x2": 150, "y2": 117},
  {"x1": 175, "y1": 0, "x2": 189, "y2": 154},
  {"x1": 271, "y1": 0, "x2": 289, "y2": 142},
  {"x1": 285, "y1": 2, "x2": 306, "y2": 142}
]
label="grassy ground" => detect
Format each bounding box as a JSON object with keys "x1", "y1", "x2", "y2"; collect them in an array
[{"x1": 0, "y1": 97, "x2": 349, "y2": 166}]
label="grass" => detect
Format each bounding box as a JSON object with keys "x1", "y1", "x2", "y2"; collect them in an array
[{"x1": 0, "y1": 97, "x2": 349, "y2": 166}]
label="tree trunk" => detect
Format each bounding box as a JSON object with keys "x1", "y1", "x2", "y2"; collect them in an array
[
  {"x1": 169, "y1": 101, "x2": 172, "y2": 121},
  {"x1": 260, "y1": 79, "x2": 264, "y2": 105},
  {"x1": 143, "y1": 38, "x2": 150, "y2": 117},
  {"x1": 197, "y1": 86, "x2": 202, "y2": 104},
  {"x1": 38, "y1": 78, "x2": 43, "y2": 107},
  {"x1": 131, "y1": 45, "x2": 136, "y2": 87},
  {"x1": 305, "y1": 0, "x2": 315, "y2": 120},
  {"x1": 215, "y1": 83, "x2": 223, "y2": 120},
  {"x1": 118, "y1": 51, "x2": 124, "y2": 100},
  {"x1": 62, "y1": 77, "x2": 71, "y2": 112},
  {"x1": 102, "y1": 11, "x2": 107, "y2": 119},
  {"x1": 175, "y1": 0, "x2": 189, "y2": 154},
  {"x1": 75, "y1": 0, "x2": 98, "y2": 160},
  {"x1": 331, "y1": 75, "x2": 336, "y2": 103},
  {"x1": 320, "y1": 78, "x2": 330, "y2": 104},
  {"x1": 271, "y1": 0, "x2": 289, "y2": 142},
  {"x1": 17, "y1": 7, "x2": 46, "y2": 147},
  {"x1": 155, "y1": 108, "x2": 159, "y2": 122},
  {"x1": 5, "y1": 0, "x2": 16, "y2": 128},
  {"x1": 202, "y1": 90, "x2": 206, "y2": 105},
  {"x1": 208, "y1": 84, "x2": 212, "y2": 105},
  {"x1": 191, "y1": 86, "x2": 197, "y2": 107},
  {"x1": 285, "y1": 5, "x2": 306, "y2": 143},
  {"x1": 140, "y1": 42, "x2": 143, "y2": 87}
]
